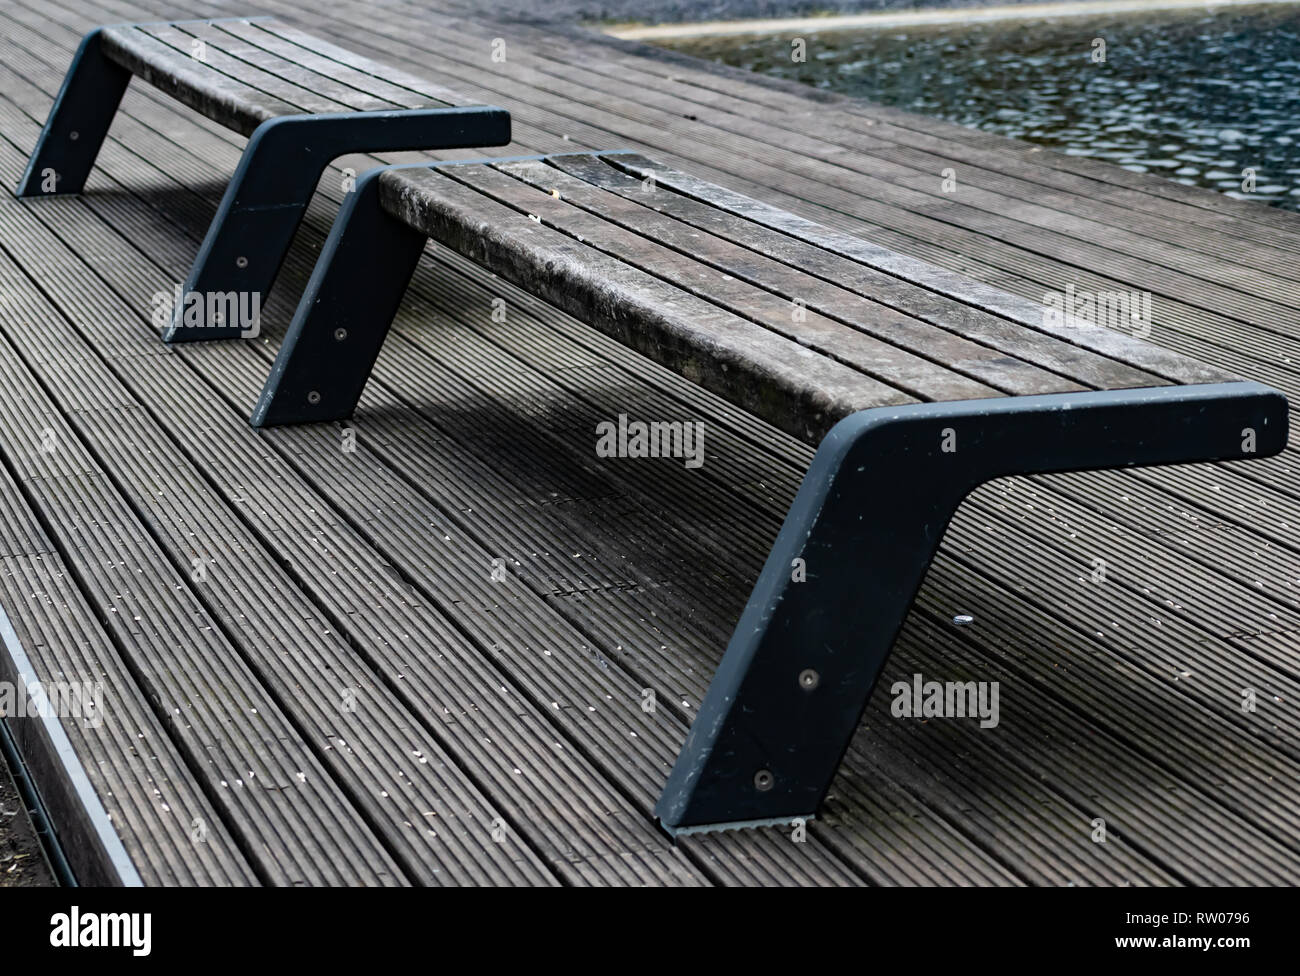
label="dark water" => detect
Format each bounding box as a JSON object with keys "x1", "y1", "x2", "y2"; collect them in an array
[{"x1": 662, "y1": 5, "x2": 1300, "y2": 209}]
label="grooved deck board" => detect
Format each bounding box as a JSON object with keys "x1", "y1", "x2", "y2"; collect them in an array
[{"x1": 0, "y1": 0, "x2": 1297, "y2": 886}]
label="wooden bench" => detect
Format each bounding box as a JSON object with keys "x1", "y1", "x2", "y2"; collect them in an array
[
  {"x1": 250, "y1": 151, "x2": 1289, "y2": 834},
  {"x1": 16, "y1": 17, "x2": 510, "y2": 342}
]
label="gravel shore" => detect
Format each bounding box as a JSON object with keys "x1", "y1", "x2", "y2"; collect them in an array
[{"x1": 0, "y1": 747, "x2": 54, "y2": 887}]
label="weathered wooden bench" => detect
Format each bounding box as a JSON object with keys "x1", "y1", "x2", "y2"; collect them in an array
[
  {"x1": 17, "y1": 17, "x2": 509, "y2": 341},
  {"x1": 250, "y1": 151, "x2": 1289, "y2": 834}
]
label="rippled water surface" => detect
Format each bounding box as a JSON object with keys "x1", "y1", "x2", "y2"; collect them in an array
[{"x1": 662, "y1": 5, "x2": 1300, "y2": 209}]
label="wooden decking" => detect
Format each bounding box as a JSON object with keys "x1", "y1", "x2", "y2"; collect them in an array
[{"x1": 0, "y1": 0, "x2": 1297, "y2": 885}]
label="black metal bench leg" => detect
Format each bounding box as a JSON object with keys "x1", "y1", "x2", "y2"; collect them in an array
[
  {"x1": 15, "y1": 29, "x2": 132, "y2": 198},
  {"x1": 655, "y1": 381, "x2": 1288, "y2": 834},
  {"x1": 250, "y1": 166, "x2": 429, "y2": 426},
  {"x1": 161, "y1": 107, "x2": 509, "y2": 343}
]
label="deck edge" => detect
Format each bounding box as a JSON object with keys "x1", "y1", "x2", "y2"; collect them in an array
[{"x1": 0, "y1": 599, "x2": 141, "y2": 887}]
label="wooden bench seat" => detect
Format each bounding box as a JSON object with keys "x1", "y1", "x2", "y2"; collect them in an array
[
  {"x1": 250, "y1": 151, "x2": 1289, "y2": 834},
  {"x1": 17, "y1": 17, "x2": 510, "y2": 342}
]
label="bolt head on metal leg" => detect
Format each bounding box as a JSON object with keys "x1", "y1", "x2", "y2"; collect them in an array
[
  {"x1": 798, "y1": 668, "x2": 820, "y2": 691},
  {"x1": 235, "y1": 255, "x2": 248, "y2": 269},
  {"x1": 307, "y1": 391, "x2": 321, "y2": 405},
  {"x1": 333, "y1": 328, "x2": 348, "y2": 341},
  {"x1": 753, "y1": 769, "x2": 774, "y2": 791}
]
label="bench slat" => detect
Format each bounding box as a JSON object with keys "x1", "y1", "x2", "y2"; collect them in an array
[
  {"x1": 604, "y1": 153, "x2": 1235, "y2": 388},
  {"x1": 544, "y1": 153, "x2": 1169, "y2": 393},
  {"x1": 444, "y1": 161, "x2": 1057, "y2": 400},
  {"x1": 180, "y1": 23, "x2": 402, "y2": 114},
  {"x1": 98, "y1": 25, "x2": 291, "y2": 136},
  {"x1": 218, "y1": 21, "x2": 434, "y2": 110},
  {"x1": 438, "y1": 164, "x2": 1011, "y2": 401},
  {"x1": 99, "y1": 18, "x2": 466, "y2": 140},
  {"x1": 495, "y1": 157, "x2": 1146, "y2": 395},
  {"x1": 135, "y1": 24, "x2": 356, "y2": 117},
  {"x1": 257, "y1": 21, "x2": 469, "y2": 109}
]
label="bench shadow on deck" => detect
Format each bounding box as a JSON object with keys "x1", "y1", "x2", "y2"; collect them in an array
[{"x1": 0, "y1": 0, "x2": 1297, "y2": 886}]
